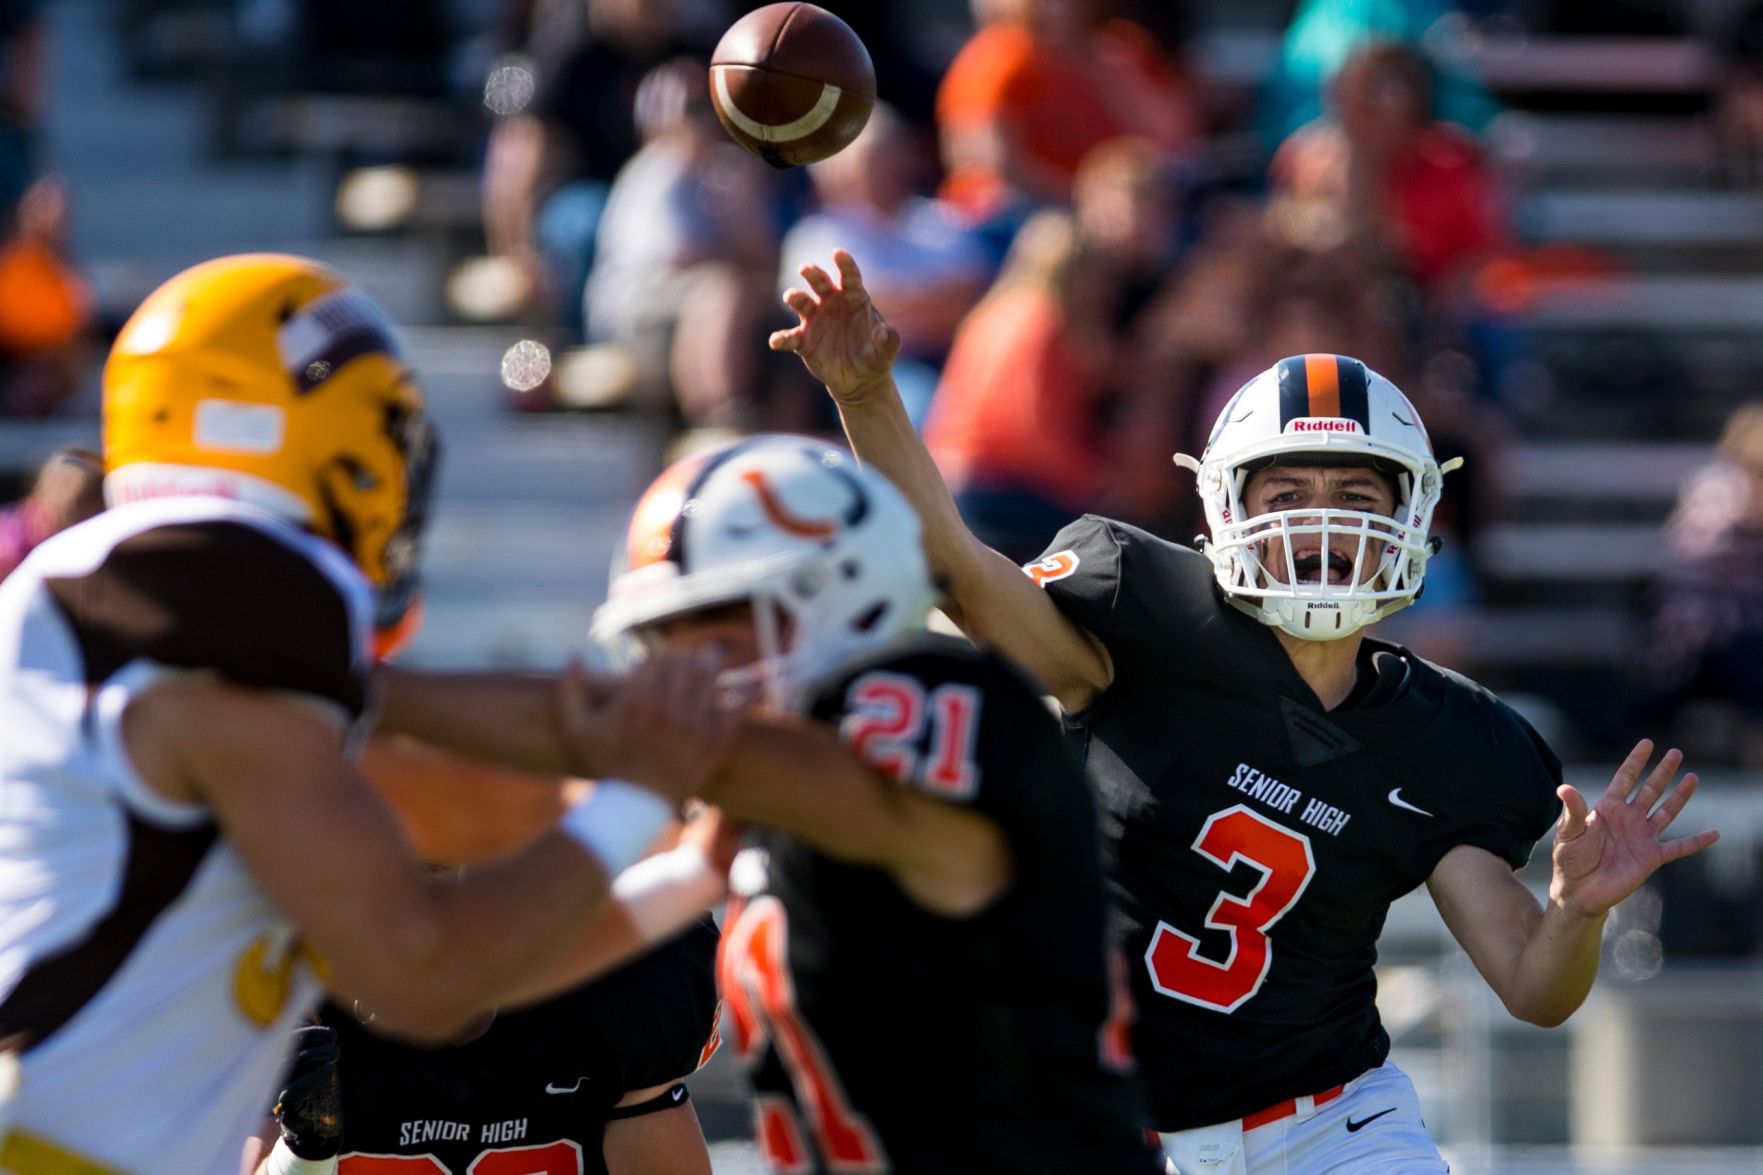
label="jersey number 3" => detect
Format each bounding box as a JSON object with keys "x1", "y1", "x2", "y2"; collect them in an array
[{"x1": 1145, "y1": 805, "x2": 1316, "y2": 1013}]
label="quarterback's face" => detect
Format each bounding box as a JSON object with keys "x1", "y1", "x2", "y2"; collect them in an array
[{"x1": 1243, "y1": 465, "x2": 1397, "y2": 586}]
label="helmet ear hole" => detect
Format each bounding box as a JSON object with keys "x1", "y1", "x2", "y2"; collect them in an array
[
  {"x1": 852, "y1": 602, "x2": 888, "y2": 633},
  {"x1": 335, "y1": 455, "x2": 378, "y2": 492}
]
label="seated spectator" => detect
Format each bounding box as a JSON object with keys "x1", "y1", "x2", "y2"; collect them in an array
[
  {"x1": 0, "y1": 177, "x2": 93, "y2": 417},
  {"x1": 925, "y1": 212, "x2": 1106, "y2": 563},
  {"x1": 0, "y1": 446, "x2": 103, "y2": 581},
  {"x1": 1254, "y1": 0, "x2": 1499, "y2": 153},
  {"x1": 482, "y1": 0, "x2": 702, "y2": 335},
  {"x1": 1640, "y1": 400, "x2": 1763, "y2": 767},
  {"x1": 1268, "y1": 40, "x2": 1511, "y2": 320},
  {"x1": 935, "y1": 0, "x2": 1197, "y2": 225},
  {"x1": 0, "y1": 1, "x2": 86, "y2": 418},
  {"x1": 926, "y1": 144, "x2": 1182, "y2": 562},
  {"x1": 583, "y1": 57, "x2": 777, "y2": 428},
  {"x1": 778, "y1": 103, "x2": 989, "y2": 428},
  {"x1": 1638, "y1": 399, "x2": 1763, "y2": 957}
]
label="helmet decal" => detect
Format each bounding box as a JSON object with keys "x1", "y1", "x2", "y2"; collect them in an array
[
  {"x1": 739, "y1": 454, "x2": 870, "y2": 542},
  {"x1": 192, "y1": 400, "x2": 287, "y2": 455},
  {"x1": 277, "y1": 289, "x2": 405, "y2": 395},
  {"x1": 594, "y1": 436, "x2": 934, "y2": 708},
  {"x1": 743, "y1": 469, "x2": 841, "y2": 539},
  {"x1": 1276, "y1": 354, "x2": 1370, "y2": 431}
]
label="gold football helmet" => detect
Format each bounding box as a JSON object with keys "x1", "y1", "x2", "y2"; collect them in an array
[{"x1": 103, "y1": 254, "x2": 438, "y2": 655}]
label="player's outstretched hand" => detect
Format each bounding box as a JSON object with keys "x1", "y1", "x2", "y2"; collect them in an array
[
  {"x1": 770, "y1": 249, "x2": 901, "y2": 405},
  {"x1": 1550, "y1": 739, "x2": 1720, "y2": 918},
  {"x1": 558, "y1": 649, "x2": 738, "y2": 807},
  {"x1": 273, "y1": 1024, "x2": 343, "y2": 1161}
]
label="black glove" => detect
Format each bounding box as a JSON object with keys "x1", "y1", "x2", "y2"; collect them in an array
[{"x1": 273, "y1": 1024, "x2": 343, "y2": 1160}]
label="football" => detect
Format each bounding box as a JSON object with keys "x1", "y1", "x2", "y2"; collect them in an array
[{"x1": 709, "y1": 3, "x2": 876, "y2": 168}]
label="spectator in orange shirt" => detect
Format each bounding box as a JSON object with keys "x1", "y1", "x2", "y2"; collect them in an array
[
  {"x1": 925, "y1": 211, "x2": 1105, "y2": 563},
  {"x1": 936, "y1": 0, "x2": 1197, "y2": 223},
  {"x1": 1269, "y1": 40, "x2": 1510, "y2": 315},
  {"x1": 926, "y1": 138, "x2": 1183, "y2": 561}
]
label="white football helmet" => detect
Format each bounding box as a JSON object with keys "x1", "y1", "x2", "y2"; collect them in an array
[
  {"x1": 1175, "y1": 354, "x2": 1459, "y2": 641},
  {"x1": 591, "y1": 435, "x2": 936, "y2": 706}
]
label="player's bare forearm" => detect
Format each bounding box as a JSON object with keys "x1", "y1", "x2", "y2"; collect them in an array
[
  {"x1": 1427, "y1": 844, "x2": 1603, "y2": 1027},
  {"x1": 707, "y1": 712, "x2": 920, "y2": 862},
  {"x1": 142, "y1": 680, "x2": 627, "y2": 1041},
  {"x1": 704, "y1": 714, "x2": 1010, "y2": 915},
  {"x1": 1502, "y1": 897, "x2": 1606, "y2": 1027},
  {"x1": 832, "y1": 373, "x2": 974, "y2": 584},
  {"x1": 604, "y1": 1099, "x2": 712, "y2": 1175},
  {"x1": 833, "y1": 380, "x2": 1109, "y2": 708},
  {"x1": 375, "y1": 666, "x2": 594, "y2": 776},
  {"x1": 955, "y1": 538, "x2": 1112, "y2": 711},
  {"x1": 779, "y1": 250, "x2": 1111, "y2": 707}
]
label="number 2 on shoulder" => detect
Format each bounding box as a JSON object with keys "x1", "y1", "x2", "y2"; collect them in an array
[{"x1": 839, "y1": 672, "x2": 981, "y2": 799}]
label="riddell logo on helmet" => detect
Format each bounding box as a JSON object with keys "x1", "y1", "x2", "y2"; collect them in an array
[{"x1": 1287, "y1": 418, "x2": 1361, "y2": 434}]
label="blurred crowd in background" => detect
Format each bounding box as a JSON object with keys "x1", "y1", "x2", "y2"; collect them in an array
[{"x1": 5, "y1": 0, "x2": 1763, "y2": 961}]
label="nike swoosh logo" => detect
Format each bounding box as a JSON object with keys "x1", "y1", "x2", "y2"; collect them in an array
[
  {"x1": 1387, "y1": 788, "x2": 1434, "y2": 817},
  {"x1": 545, "y1": 1077, "x2": 588, "y2": 1094},
  {"x1": 1346, "y1": 1107, "x2": 1397, "y2": 1133},
  {"x1": 671, "y1": 1087, "x2": 687, "y2": 1102}
]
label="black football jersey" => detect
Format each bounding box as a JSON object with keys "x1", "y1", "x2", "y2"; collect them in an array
[
  {"x1": 718, "y1": 634, "x2": 1164, "y2": 1175},
  {"x1": 1033, "y1": 517, "x2": 1563, "y2": 1131},
  {"x1": 321, "y1": 919, "x2": 720, "y2": 1175}
]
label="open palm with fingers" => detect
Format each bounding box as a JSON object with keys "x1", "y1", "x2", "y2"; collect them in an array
[
  {"x1": 769, "y1": 249, "x2": 901, "y2": 403},
  {"x1": 1550, "y1": 739, "x2": 1720, "y2": 918}
]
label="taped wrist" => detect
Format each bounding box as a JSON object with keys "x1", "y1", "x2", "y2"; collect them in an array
[
  {"x1": 610, "y1": 844, "x2": 723, "y2": 943},
  {"x1": 561, "y1": 780, "x2": 674, "y2": 877}
]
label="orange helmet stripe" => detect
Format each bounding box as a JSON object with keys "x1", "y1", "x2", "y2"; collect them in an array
[
  {"x1": 1303, "y1": 353, "x2": 1341, "y2": 419},
  {"x1": 626, "y1": 451, "x2": 715, "y2": 569}
]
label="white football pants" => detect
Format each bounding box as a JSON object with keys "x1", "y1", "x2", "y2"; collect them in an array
[{"x1": 1158, "y1": 1062, "x2": 1449, "y2": 1174}]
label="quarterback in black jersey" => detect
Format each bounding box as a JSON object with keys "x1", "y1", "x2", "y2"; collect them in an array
[
  {"x1": 254, "y1": 920, "x2": 721, "y2": 1175},
  {"x1": 775, "y1": 251, "x2": 1720, "y2": 1172},
  {"x1": 586, "y1": 436, "x2": 1164, "y2": 1175}
]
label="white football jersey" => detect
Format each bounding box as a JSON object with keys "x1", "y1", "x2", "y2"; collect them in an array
[{"x1": 0, "y1": 496, "x2": 373, "y2": 1174}]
